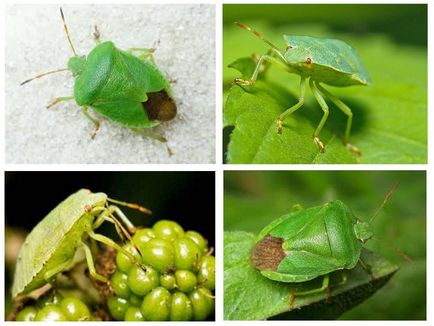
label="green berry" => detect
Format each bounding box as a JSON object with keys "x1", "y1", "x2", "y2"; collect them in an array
[
  {"x1": 37, "y1": 291, "x2": 64, "y2": 308},
  {"x1": 59, "y1": 297, "x2": 91, "y2": 321},
  {"x1": 198, "y1": 255, "x2": 215, "y2": 290},
  {"x1": 129, "y1": 294, "x2": 143, "y2": 307},
  {"x1": 16, "y1": 306, "x2": 37, "y2": 321},
  {"x1": 185, "y1": 230, "x2": 208, "y2": 253},
  {"x1": 34, "y1": 305, "x2": 68, "y2": 321},
  {"x1": 170, "y1": 292, "x2": 193, "y2": 321},
  {"x1": 116, "y1": 243, "x2": 141, "y2": 273},
  {"x1": 124, "y1": 306, "x2": 145, "y2": 321},
  {"x1": 141, "y1": 238, "x2": 174, "y2": 272},
  {"x1": 132, "y1": 228, "x2": 155, "y2": 253},
  {"x1": 127, "y1": 265, "x2": 159, "y2": 296},
  {"x1": 189, "y1": 288, "x2": 214, "y2": 321},
  {"x1": 141, "y1": 287, "x2": 172, "y2": 321},
  {"x1": 175, "y1": 269, "x2": 197, "y2": 293},
  {"x1": 107, "y1": 296, "x2": 129, "y2": 321},
  {"x1": 111, "y1": 270, "x2": 131, "y2": 298},
  {"x1": 160, "y1": 273, "x2": 176, "y2": 290},
  {"x1": 173, "y1": 237, "x2": 202, "y2": 270},
  {"x1": 153, "y1": 220, "x2": 184, "y2": 241}
]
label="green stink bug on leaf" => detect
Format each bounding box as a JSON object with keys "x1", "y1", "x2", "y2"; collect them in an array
[
  {"x1": 12, "y1": 189, "x2": 151, "y2": 299},
  {"x1": 233, "y1": 23, "x2": 371, "y2": 155},
  {"x1": 21, "y1": 8, "x2": 176, "y2": 143},
  {"x1": 251, "y1": 184, "x2": 401, "y2": 296}
]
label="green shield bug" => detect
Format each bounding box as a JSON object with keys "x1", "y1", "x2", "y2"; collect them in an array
[
  {"x1": 234, "y1": 23, "x2": 372, "y2": 155},
  {"x1": 251, "y1": 184, "x2": 399, "y2": 296},
  {"x1": 12, "y1": 189, "x2": 151, "y2": 298},
  {"x1": 21, "y1": 8, "x2": 176, "y2": 142}
]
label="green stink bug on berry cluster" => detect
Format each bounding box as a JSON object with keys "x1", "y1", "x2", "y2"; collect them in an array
[
  {"x1": 21, "y1": 8, "x2": 176, "y2": 143},
  {"x1": 251, "y1": 183, "x2": 402, "y2": 297},
  {"x1": 12, "y1": 189, "x2": 151, "y2": 299},
  {"x1": 233, "y1": 23, "x2": 371, "y2": 155}
]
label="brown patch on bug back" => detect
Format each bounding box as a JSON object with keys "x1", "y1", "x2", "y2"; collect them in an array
[
  {"x1": 142, "y1": 90, "x2": 177, "y2": 122},
  {"x1": 251, "y1": 235, "x2": 286, "y2": 271},
  {"x1": 306, "y1": 57, "x2": 312, "y2": 65}
]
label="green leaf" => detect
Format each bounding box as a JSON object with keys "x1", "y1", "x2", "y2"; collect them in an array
[
  {"x1": 224, "y1": 231, "x2": 398, "y2": 320},
  {"x1": 223, "y1": 25, "x2": 427, "y2": 164}
]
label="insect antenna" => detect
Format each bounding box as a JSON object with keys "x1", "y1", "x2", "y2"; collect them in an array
[
  {"x1": 370, "y1": 237, "x2": 413, "y2": 263},
  {"x1": 235, "y1": 22, "x2": 285, "y2": 61},
  {"x1": 366, "y1": 182, "x2": 412, "y2": 263},
  {"x1": 107, "y1": 198, "x2": 152, "y2": 215},
  {"x1": 20, "y1": 68, "x2": 69, "y2": 86},
  {"x1": 108, "y1": 212, "x2": 144, "y2": 258},
  {"x1": 60, "y1": 8, "x2": 78, "y2": 56},
  {"x1": 369, "y1": 182, "x2": 400, "y2": 223}
]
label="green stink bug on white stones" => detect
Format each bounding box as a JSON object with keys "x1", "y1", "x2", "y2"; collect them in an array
[
  {"x1": 12, "y1": 189, "x2": 151, "y2": 298},
  {"x1": 21, "y1": 8, "x2": 176, "y2": 143},
  {"x1": 251, "y1": 184, "x2": 400, "y2": 296},
  {"x1": 234, "y1": 23, "x2": 372, "y2": 155}
]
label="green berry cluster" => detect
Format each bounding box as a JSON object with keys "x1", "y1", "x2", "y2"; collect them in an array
[
  {"x1": 15, "y1": 293, "x2": 91, "y2": 321},
  {"x1": 108, "y1": 220, "x2": 215, "y2": 321}
]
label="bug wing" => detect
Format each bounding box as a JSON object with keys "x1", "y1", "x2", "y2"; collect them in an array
[
  {"x1": 261, "y1": 251, "x2": 341, "y2": 282},
  {"x1": 124, "y1": 51, "x2": 173, "y2": 96},
  {"x1": 91, "y1": 101, "x2": 158, "y2": 128},
  {"x1": 12, "y1": 189, "x2": 107, "y2": 297}
]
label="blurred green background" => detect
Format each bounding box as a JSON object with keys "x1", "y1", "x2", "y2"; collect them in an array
[
  {"x1": 223, "y1": 4, "x2": 427, "y2": 164},
  {"x1": 224, "y1": 171, "x2": 426, "y2": 319}
]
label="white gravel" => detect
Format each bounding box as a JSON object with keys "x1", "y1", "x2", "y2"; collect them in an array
[{"x1": 5, "y1": 4, "x2": 215, "y2": 164}]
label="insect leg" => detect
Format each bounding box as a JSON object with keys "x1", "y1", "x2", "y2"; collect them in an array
[
  {"x1": 293, "y1": 274, "x2": 330, "y2": 296},
  {"x1": 316, "y1": 83, "x2": 361, "y2": 156},
  {"x1": 93, "y1": 25, "x2": 101, "y2": 45},
  {"x1": 310, "y1": 79, "x2": 329, "y2": 153},
  {"x1": 234, "y1": 54, "x2": 290, "y2": 86},
  {"x1": 358, "y1": 257, "x2": 374, "y2": 279},
  {"x1": 87, "y1": 231, "x2": 146, "y2": 271},
  {"x1": 335, "y1": 271, "x2": 348, "y2": 286},
  {"x1": 92, "y1": 206, "x2": 143, "y2": 256},
  {"x1": 277, "y1": 77, "x2": 306, "y2": 134},
  {"x1": 109, "y1": 206, "x2": 139, "y2": 234},
  {"x1": 92, "y1": 206, "x2": 115, "y2": 229},
  {"x1": 43, "y1": 259, "x2": 74, "y2": 281},
  {"x1": 128, "y1": 48, "x2": 157, "y2": 65},
  {"x1": 82, "y1": 241, "x2": 108, "y2": 283},
  {"x1": 93, "y1": 207, "x2": 128, "y2": 241},
  {"x1": 46, "y1": 96, "x2": 75, "y2": 109},
  {"x1": 81, "y1": 106, "x2": 101, "y2": 139},
  {"x1": 130, "y1": 128, "x2": 167, "y2": 143}
]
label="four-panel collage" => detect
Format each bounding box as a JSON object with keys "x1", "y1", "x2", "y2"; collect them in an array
[{"x1": 2, "y1": 1, "x2": 429, "y2": 324}]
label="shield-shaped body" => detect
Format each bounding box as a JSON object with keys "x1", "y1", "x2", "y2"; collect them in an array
[
  {"x1": 12, "y1": 189, "x2": 107, "y2": 297},
  {"x1": 74, "y1": 41, "x2": 174, "y2": 128},
  {"x1": 283, "y1": 35, "x2": 371, "y2": 86},
  {"x1": 252, "y1": 200, "x2": 362, "y2": 282}
]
